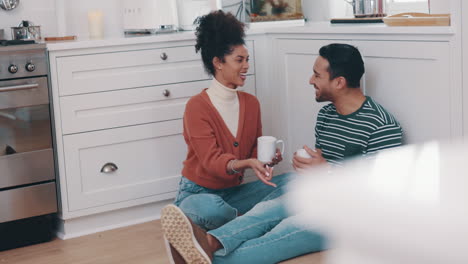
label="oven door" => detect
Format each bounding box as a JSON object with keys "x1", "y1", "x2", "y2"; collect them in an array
[{"x1": 0, "y1": 77, "x2": 55, "y2": 189}]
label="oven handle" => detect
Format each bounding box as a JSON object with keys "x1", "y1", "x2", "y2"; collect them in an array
[{"x1": 0, "y1": 83, "x2": 39, "y2": 92}]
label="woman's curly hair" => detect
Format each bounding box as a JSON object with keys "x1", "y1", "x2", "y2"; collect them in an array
[{"x1": 195, "y1": 10, "x2": 246, "y2": 76}]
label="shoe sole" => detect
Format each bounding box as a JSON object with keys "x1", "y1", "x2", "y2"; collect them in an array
[
  {"x1": 161, "y1": 205, "x2": 212, "y2": 264},
  {"x1": 163, "y1": 237, "x2": 176, "y2": 264}
]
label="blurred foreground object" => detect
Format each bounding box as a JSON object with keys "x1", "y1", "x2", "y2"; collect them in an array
[{"x1": 286, "y1": 141, "x2": 468, "y2": 264}]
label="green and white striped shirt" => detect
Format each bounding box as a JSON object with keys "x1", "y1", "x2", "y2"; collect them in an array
[{"x1": 315, "y1": 96, "x2": 403, "y2": 165}]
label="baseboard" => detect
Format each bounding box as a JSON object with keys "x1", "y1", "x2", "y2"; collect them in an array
[{"x1": 56, "y1": 199, "x2": 174, "y2": 240}]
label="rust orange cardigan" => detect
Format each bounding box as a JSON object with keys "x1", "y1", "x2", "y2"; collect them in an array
[{"x1": 181, "y1": 89, "x2": 262, "y2": 189}]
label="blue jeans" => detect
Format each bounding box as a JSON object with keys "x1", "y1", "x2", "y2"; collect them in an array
[
  {"x1": 209, "y1": 197, "x2": 326, "y2": 264},
  {"x1": 174, "y1": 172, "x2": 294, "y2": 230}
]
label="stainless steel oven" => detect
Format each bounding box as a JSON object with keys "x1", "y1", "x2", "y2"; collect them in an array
[{"x1": 0, "y1": 42, "x2": 57, "y2": 251}]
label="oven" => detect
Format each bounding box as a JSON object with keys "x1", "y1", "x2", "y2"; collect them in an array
[{"x1": 0, "y1": 42, "x2": 57, "y2": 251}]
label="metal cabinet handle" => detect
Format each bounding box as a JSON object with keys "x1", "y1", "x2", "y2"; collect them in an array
[
  {"x1": 100, "y1": 162, "x2": 118, "y2": 173},
  {"x1": 163, "y1": 89, "x2": 170, "y2": 97},
  {"x1": 0, "y1": 83, "x2": 39, "y2": 92},
  {"x1": 160, "y1": 52, "x2": 168, "y2": 61}
]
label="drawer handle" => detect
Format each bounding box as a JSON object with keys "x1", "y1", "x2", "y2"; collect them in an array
[
  {"x1": 101, "y1": 162, "x2": 118, "y2": 173},
  {"x1": 0, "y1": 83, "x2": 39, "y2": 92},
  {"x1": 163, "y1": 89, "x2": 170, "y2": 97},
  {"x1": 160, "y1": 52, "x2": 168, "y2": 61}
]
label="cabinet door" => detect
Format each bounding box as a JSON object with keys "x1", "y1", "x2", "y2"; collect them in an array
[
  {"x1": 355, "y1": 40, "x2": 451, "y2": 144},
  {"x1": 274, "y1": 38, "x2": 452, "y2": 165},
  {"x1": 63, "y1": 120, "x2": 184, "y2": 211}
]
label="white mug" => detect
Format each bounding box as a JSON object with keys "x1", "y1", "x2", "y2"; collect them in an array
[
  {"x1": 296, "y1": 148, "x2": 312, "y2": 159},
  {"x1": 257, "y1": 136, "x2": 285, "y2": 163}
]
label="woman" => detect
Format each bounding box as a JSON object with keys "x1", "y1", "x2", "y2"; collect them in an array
[{"x1": 173, "y1": 10, "x2": 291, "y2": 232}]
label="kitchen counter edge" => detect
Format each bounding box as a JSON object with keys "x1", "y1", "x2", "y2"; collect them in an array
[{"x1": 46, "y1": 22, "x2": 455, "y2": 52}]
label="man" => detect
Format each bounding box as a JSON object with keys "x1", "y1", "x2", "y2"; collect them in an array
[
  {"x1": 294, "y1": 43, "x2": 403, "y2": 171},
  {"x1": 161, "y1": 43, "x2": 403, "y2": 264}
]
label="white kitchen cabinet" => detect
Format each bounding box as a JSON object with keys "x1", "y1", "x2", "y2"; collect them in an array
[
  {"x1": 271, "y1": 37, "x2": 455, "y2": 170},
  {"x1": 355, "y1": 40, "x2": 451, "y2": 144},
  {"x1": 63, "y1": 120, "x2": 184, "y2": 211},
  {"x1": 48, "y1": 38, "x2": 257, "y2": 238}
]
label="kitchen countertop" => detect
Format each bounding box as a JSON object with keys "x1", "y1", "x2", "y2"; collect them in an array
[
  {"x1": 46, "y1": 21, "x2": 455, "y2": 52},
  {"x1": 266, "y1": 21, "x2": 455, "y2": 35}
]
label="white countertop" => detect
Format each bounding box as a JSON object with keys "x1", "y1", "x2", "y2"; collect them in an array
[
  {"x1": 266, "y1": 21, "x2": 455, "y2": 35},
  {"x1": 46, "y1": 21, "x2": 455, "y2": 52}
]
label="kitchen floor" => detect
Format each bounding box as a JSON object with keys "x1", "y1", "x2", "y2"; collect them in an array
[{"x1": 0, "y1": 220, "x2": 325, "y2": 264}]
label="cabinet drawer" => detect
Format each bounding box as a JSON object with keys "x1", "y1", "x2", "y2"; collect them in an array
[
  {"x1": 63, "y1": 120, "x2": 184, "y2": 211},
  {"x1": 55, "y1": 41, "x2": 255, "y2": 96},
  {"x1": 59, "y1": 80, "x2": 210, "y2": 134},
  {"x1": 59, "y1": 77, "x2": 256, "y2": 134},
  {"x1": 56, "y1": 45, "x2": 207, "y2": 96}
]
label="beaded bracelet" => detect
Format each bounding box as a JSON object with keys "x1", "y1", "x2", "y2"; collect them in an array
[{"x1": 229, "y1": 159, "x2": 240, "y2": 174}]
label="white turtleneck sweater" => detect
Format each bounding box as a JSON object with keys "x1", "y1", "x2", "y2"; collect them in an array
[{"x1": 206, "y1": 78, "x2": 239, "y2": 137}]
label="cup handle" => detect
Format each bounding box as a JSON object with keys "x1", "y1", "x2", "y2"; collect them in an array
[{"x1": 276, "y1": 140, "x2": 285, "y2": 156}]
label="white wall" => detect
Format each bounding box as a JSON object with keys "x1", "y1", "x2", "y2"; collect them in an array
[
  {"x1": 62, "y1": 0, "x2": 123, "y2": 39},
  {"x1": 0, "y1": 0, "x2": 58, "y2": 39},
  {"x1": 0, "y1": 0, "x2": 455, "y2": 40},
  {"x1": 0, "y1": 0, "x2": 123, "y2": 40}
]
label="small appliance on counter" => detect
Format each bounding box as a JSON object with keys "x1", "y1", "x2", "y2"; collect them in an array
[
  {"x1": 11, "y1": 20, "x2": 41, "y2": 41},
  {"x1": 123, "y1": 0, "x2": 179, "y2": 34}
]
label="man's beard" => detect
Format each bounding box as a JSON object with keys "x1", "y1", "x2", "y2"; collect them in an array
[
  {"x1": 315, "y1": 88, "x2": 330, "y2": 102},
  {"x1": 315, "y1": 96, "x2": 326, "y2": 103}
]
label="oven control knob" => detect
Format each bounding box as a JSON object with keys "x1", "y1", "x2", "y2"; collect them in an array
[
  {"x1": 8, "y1": 64, "x2": 18, "y2": 74},
  {"x1": 25, "y1": 63, "x2": 36, "y2": 72}
]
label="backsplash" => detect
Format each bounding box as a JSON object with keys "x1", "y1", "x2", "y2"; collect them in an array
[
  {"x1": 0, "y1": 0, "x2": 452, "y2": 40},
  {"x1": 62, "y1": 0, "x2": 123, "y2": 39},
  {"x1": 0, "y1": 0, "x2": 122, "y2": 39},
  {"x1": 0, "y1": 0, "x2": 58, "y2": 40}
]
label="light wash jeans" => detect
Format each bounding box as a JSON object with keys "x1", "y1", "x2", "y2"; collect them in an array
[
  {"x1": 209, "y1": 197, "x2": 326, "y2": 264},
  {"x1": 174, "y1": 173, "x2": 294, "y2": 230}
]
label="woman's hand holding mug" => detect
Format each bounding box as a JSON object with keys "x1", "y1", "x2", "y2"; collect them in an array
[{"x1": 258, "y1": 136, "x2": 285, "y2": 166}]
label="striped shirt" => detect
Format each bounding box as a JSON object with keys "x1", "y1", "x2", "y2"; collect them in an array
[{"x1": 315, "y1": 96, "x2": 403, "y2": 166}]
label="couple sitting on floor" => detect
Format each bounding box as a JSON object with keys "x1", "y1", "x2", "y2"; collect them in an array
[{"x1": 161, "y1": 10, "x2": 403, "y2": 264}]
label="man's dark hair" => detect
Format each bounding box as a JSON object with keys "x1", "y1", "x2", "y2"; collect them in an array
[
  {"x1": 195, "y1": 10, "x2": 246, "y2": 76},
  {"x1": 319, "y1": 43, "x2": 365, "y2": 88}
]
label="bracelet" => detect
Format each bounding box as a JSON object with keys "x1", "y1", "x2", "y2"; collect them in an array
[{"x1": 229, "y1": 159, "x2": 240, "y2": 174}]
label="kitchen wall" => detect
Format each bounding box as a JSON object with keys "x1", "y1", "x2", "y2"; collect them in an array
[
  {"x1": 0, "y1": 0, "x2": 122, "y2": 39},
  {"x1": 0, "y1": 0, "x2": 452, "y2": 40},
  {"x1": 0, "y1": 0, "x2": 58, "y2": 39},
  {"x1": 61, "y1": 0, "x2": 123, "y2": 39}
]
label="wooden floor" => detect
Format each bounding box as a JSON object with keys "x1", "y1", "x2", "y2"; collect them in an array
[{"x1": 0, "y1": 220, "x2": 325, "y2": 264}]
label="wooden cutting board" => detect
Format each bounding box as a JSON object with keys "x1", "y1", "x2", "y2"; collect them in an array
[
  {"x1": 44, "y1": 36, "x2": 77, "y2": 42},
  {"x1": 383, "y1": 13, "x2": 450, "y2": 26}
]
